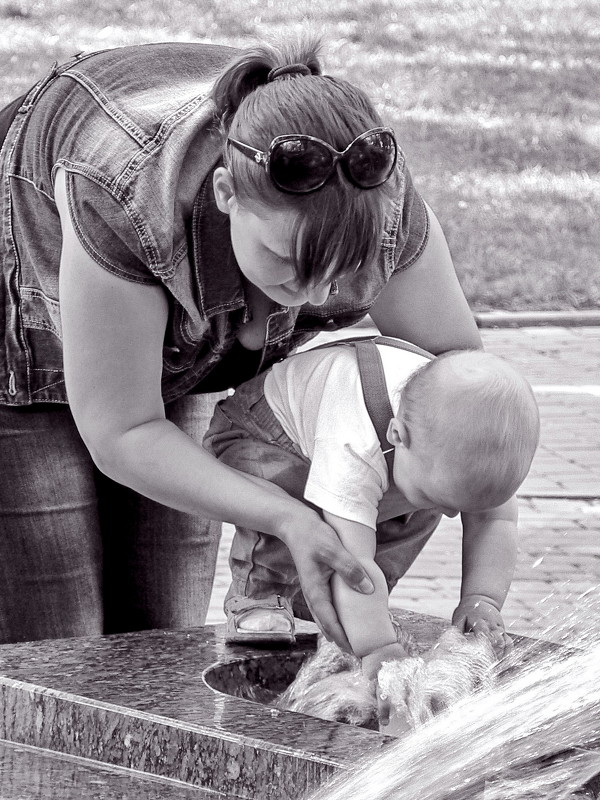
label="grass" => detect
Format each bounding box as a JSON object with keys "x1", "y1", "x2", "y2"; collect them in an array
[{"x1": 1, "y1": 0, "x2": 598, "y2": 311}]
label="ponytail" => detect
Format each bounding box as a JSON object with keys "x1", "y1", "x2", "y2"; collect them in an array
[{"x1": 211, "y1": 37, "x2": 322, "y2": 130}]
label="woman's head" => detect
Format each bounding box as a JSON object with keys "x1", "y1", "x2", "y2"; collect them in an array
[{"x1": 211, "y1": 36, "x2": 399, "y2": 301}]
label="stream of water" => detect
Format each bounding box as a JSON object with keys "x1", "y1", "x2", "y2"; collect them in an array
[{"x1": 305, "y1": 594, "x2": 600, "y2": 800}]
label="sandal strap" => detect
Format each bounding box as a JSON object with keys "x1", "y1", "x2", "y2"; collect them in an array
[{"x1": 225, "y1": 594, "x2": 293, "y2": 616}]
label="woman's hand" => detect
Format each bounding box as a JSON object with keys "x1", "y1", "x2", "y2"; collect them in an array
[
  {"x1": 452, "y1": 595, "x2": 513, "y2": 657},
  {"x1": 281, "y1": 513, "x2": 375, "y2": 652}
]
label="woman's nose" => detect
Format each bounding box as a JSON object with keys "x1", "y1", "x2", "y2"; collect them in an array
[{"x1": 307, "y1": 282, "x2": 332, "y2": 306}]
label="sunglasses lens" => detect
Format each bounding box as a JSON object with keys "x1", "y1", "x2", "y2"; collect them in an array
[
  {"x1": 269, "y1": 139, "x2": 334, "y2": 193},
  {"x1": 346, "y1": 130, "x2": 397, "y2": 188}
]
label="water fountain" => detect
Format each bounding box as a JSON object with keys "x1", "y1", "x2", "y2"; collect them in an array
[
  {"x1": 308, "y1": 637, "x2": 600, "y2": 800},
  {"x1": 307, "y1": 593, "x2": 600, "y2": 800},
  {"x1": 0, "y1": 605, "x2": 597, "y2": 799}
]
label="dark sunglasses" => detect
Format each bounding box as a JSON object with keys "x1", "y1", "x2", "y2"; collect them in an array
[{"x1": 227, "y1": 127, "x2": 398, "y2": 194}]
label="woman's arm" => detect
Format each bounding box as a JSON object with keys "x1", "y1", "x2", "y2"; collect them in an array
[
  {"x1": 369, "y1": 203, "x2": 482, "y2": 354},
  {"x1": 54, "y1": 168, "x2": 372, "y2": 645},
  {"x1": 57, "y1": 172, "x2": 281, "y2": 527}
]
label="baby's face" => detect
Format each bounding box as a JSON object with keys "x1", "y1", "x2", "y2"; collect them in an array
[
  {"x1": 391, "y1": 445, "x2": 461, "y2": 517},
  {"x1": 389, "y1": 431, "x2": 492, "y2": 516},
  {"x1": 387, "y1": 418, "x2": 503, "y2": 516}
]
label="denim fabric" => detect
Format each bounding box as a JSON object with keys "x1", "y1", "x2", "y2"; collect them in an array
[
  {"x1": 204, "y1": 372, "x2": 442, "y2": 620},
  {"x1": 0, "y1": 391, "x2": 225, "y2": 644},
  {"x1": 0, "y1": 43, "x2": 429, "y2": 406}
]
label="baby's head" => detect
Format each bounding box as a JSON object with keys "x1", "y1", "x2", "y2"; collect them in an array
[{"x1": 388, "y1": 350, "x2": 540, "y2": 514}]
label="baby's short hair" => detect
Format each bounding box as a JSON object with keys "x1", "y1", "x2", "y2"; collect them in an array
[{"x1": 399, "y1": 350, "x2": 540, "y2": 506}]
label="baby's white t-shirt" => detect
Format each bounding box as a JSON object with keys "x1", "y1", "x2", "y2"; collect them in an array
[{"x1": 264, "y1": 341, "x2": 429, "y2": 529}]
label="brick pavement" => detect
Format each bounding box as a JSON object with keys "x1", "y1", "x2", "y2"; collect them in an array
[
  {"x1": 482, "y1": 327, "x2": 600, "y2": 498},
  {"x1": 207, "y1": 326, "x2": 600, "y2": 643}
]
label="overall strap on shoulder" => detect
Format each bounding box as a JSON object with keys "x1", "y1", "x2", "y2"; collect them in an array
[
  {"x1": 368, "y1": 335, "x2": 435, "y2": 361},
  {"x1": 354, "y1": 337, "x2": 434, "y2": 475},
  {"x1": 302, "y1": 335, "x2": 434, "y2": 475},
  {"x1": 306, "y1": 333, "x2": 434, "y2": 361},
  {"x1": 353, "y1": 339, "x2": 396, "y2": 475}
]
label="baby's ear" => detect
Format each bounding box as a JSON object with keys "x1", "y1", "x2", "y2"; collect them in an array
[{"x1": 387, "y1": 418, "x2": 410, "y2": 448}]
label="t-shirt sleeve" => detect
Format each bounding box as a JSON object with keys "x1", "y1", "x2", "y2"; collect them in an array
[
  {"x1": 304, "y1": 437, "x2": 387, "y2": 529},
  {"x1": 391, "y1": 160, "x2": 430, "y2": 274},
  {"x1": 300, "y1": 353, "x2": 389, "y2": 528},
  {"x1": 65, "y1": 171, "x2": 160, "y2": 285}
]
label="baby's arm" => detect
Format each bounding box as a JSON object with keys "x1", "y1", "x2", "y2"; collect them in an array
[
  {"x1": 453, "y1": 494, "x2": 519, "y2": 655},
  {"x1": 325, "y1": 511, "x2": 408, "y2": 675}
]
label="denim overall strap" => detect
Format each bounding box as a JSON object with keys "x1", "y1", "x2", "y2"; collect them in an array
[
  {"x1": 306, "y1": 335, "x2": 434, "y2": 474},
  {"x1": 354, "y1": 339, "x2": 396, "y2": 474}
]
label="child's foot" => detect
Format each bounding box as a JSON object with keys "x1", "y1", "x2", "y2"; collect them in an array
[
  {"x1": 236, "y1": 608, "x2": 294, "y2": 635},
  {"x1": 225, "y1": 594, "x2": 296, "y2": 645}
]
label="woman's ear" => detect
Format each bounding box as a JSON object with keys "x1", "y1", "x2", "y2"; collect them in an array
[
  {"x1": 213, "y1": 167, "x2": 237, "y2": 214},
  {"x1": 387, "y1": 417, "x2": 410, "y2": 448}
]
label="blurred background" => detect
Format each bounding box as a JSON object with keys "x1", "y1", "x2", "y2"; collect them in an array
[{"x1": 1, "y1": 0, "x2": 598, "y2": 312}]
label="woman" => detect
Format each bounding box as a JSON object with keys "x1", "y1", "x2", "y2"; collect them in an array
[{"x1": 0, "y1": 37, "x2": 480, "y2": 645}]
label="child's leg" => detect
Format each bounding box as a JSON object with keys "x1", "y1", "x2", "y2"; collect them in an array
[
  {"x1": 225, "y1": 510, "x2": 308, "y2": 641},
  {"x1": 375, "y1": 510, "x2": 443, "y2": 593},
  {"x1": 204, "y1": 379, "x2": 312, "y2": 640},
  {"x1": 217, "y1": 431, "x2": 310, "y2": 639}
]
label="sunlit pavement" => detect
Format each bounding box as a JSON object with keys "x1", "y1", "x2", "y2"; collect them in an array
[{"x1": 207, "y1": 325, "x2": 600, "y2": 642}]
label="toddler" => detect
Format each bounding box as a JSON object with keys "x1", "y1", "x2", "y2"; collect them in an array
[{"x1": 204, "y1": 336, "x2": 540, "y2": 679}]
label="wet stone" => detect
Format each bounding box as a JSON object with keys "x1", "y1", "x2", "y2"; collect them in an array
[
  {"x1": 0, "y1": 622, "x2": 382, "y2": 799},
  {"x1": 0, "y1": 611, "x2": 596, "y2": 799},
  {"x1": 0, "y1": 739, "x2": 230, "y2": 799}
]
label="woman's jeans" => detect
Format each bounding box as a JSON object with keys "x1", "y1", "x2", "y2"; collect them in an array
[{"x1": 0, "y1": 393, "x2": 225, "y2": 644}]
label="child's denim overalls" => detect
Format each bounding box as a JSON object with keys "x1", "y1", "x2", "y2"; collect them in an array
[{"x1": 204, "y1": 338, "x2": 442, "y2": 618}]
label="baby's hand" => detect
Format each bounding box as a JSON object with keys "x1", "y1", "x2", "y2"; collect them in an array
[
  {"x1": 452, "y1": 595, "x2": 513, "y2": 657},
  {"x1": 361, "y1": 641, "x2": 409, "y2": 680},
  {"x1": 361, "y1": 642, "x2": 409, "y2": 727}
]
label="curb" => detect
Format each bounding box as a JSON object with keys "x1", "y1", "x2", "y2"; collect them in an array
[
  {"x1": 474, "y1": 310, "x2": 600, "y2": 328},
  {"x1": 354, "y1": 311, "x2": 600, "y2": 331},
  {"x1": 518, "y1": 492, "x2": 600, "y2": 501}
]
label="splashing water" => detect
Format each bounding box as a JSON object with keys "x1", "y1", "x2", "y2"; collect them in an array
[
  {"x1": 306, "y1": 593, "x2": 600, "y2": 800},
  {"x1": 276, "y1": 624, "x2": 496, "y2": 734},
  {"x1": 275, "y1": 621, "x2": 426, "y2": 728},
  {"x1": 378, "y1": 627, "x2": 497, "y2": 734},
  {"x1": 275, "y1": 637, "x2": 377, "y2": 727}
]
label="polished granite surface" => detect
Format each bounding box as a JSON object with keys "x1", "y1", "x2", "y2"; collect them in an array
[
  {"x1": 0, "y1": 739, "x2": 233, "y2": 798},
  {"x1": 0, "y1": 616, "x2": 411, "y2": 798},
  {"x1": 0, "y1": 611, "x2": 452, "y2": 753},
  {"x1": 0, "y1": 611, "x2": 594, "y2": 799}
]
